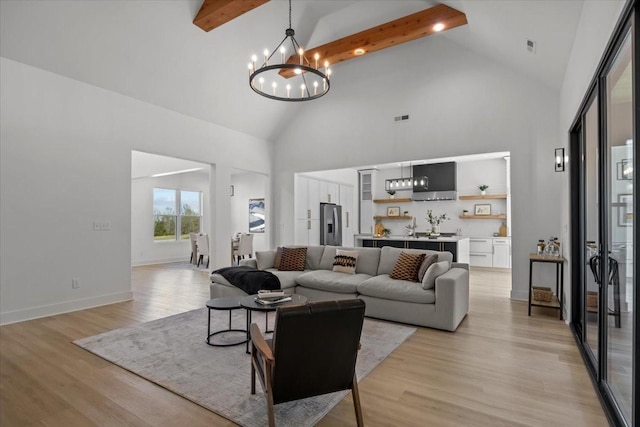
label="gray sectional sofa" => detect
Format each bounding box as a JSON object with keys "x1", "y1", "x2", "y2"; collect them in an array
[{"x1": 210, "y1": 245, "x2": 469, "y2": 332}]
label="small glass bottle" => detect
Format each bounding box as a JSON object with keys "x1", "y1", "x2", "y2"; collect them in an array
[{"x1": 537, "y1": 240, "x2": 545, "y2": 255}]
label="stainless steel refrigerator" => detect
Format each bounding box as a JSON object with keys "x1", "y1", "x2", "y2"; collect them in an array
[{"x1": 320, "y1": 203, "x2": 342, "y2": 246}]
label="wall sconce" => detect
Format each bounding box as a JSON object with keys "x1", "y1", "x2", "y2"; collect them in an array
[{"x1": 555, "y1": 148, "x2": 565, "y2": 172}]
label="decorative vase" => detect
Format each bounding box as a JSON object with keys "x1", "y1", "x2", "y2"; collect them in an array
[
  {"x1": 431, "y1": 225, "x2": 439, "y2": 234},
  {"x1": 390, "y1": 194, "x2": 395, "y2": 199},
  {"x1": 481, "y1": 190, "x2": 486, "y2": 195}
]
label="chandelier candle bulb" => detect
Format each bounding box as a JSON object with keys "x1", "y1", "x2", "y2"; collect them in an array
[{"x1": 246, "y1": 0, "x2": 330, "y2": 101}]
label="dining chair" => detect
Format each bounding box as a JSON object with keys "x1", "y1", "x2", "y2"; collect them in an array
[
  {"x1": 250, "y1": 299, "x2": 366, "y2": 427},
  {"x1": 233, "y1": 233, "x2": 253, "y2": 264},
  {"x1": 189, "y1": 232, "x2": 198, "y2": 264},
  {"x1": 196, "y1": 234, "x2": 210, "y2": 268}
]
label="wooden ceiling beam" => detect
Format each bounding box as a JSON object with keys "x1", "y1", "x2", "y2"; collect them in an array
[
  {"x1": 193, "y1": 0, "x2": 269, "y2": 32},
  {"x1": 279, "y1": 4, "x2": 467, "y2": 78}
]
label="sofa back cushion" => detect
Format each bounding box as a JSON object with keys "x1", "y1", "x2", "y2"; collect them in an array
[
  {"x1": 255, "y1": 246, "x2": 325, "y2": 271},
  {"x1": 256, "y1": 250, "x2": 277, "y2": 270},
  {"x1": 304, "y1": 246, "x2": 326, "y2": 270},
  {"x1": 378, "y1": 246, "x2": 453, "y2": 275},
  {"x1": 319, "y1": 246, "x2": 380, "y2": 276}
]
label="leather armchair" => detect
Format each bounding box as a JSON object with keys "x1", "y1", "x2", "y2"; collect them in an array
[{"x1": 250, "y1": 299, "x2": 366, "y2": 426}]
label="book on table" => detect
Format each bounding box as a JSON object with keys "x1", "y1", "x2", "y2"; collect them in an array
[
  {"x1": 255, "y1": 296, "x2": 292, "y2": 305},
  {"x1": 257, "y1": 290, "x2": 285, "y2": 301}
]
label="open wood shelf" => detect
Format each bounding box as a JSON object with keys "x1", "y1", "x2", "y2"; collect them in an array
[
  {"x1": 459, "y1": 214, "x2": 507, "y2": 220},
  {"x1": 373, "y1": 215, "x2": 413, "y2": 220},
  {"x1": 373, "y1": 198, "x2": 413, "y2": 203},
  {"x1": 459, "y1": 194, "x2": 507, "y2": 200}
]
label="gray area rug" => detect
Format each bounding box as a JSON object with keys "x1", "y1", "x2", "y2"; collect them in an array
[{"x1": 74, "y1": 307, "x2": 415, "y2": 427}]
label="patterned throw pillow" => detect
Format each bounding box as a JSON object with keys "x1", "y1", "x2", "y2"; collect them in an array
[
  {"x1": 332, "y1": 249, "x2": 359, "y2": 274},
  {"x1": 389, "y1": 252, "x2": 426, "y2": 282},
  {"x1": 417, "y1": 254, "x2": 438, "y2": 282},
  {"x1": 421, "y1": 261, "x2": 451, "y2": 290},
  {"x1": 278, "y1": 247, "x2": 307, "y2": 271}
]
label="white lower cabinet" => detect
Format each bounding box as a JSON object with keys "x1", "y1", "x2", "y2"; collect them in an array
[
  {"x1": 492, "y1": 238, "x2": 511, "y2": 269},
  {"x1": 469, "y1": 238, "x2": 493, "y2": 267},
  {"x1": 469, "y1": 237, "x2": 511, "y2": 268}
]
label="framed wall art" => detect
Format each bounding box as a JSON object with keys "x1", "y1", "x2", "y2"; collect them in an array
[
  {"x1": 249, "y1": 198, "x2": 265, "y2": 233},
  {"x1": 474, "y1": 204, "x2": 492, "y2": 216},
  {"x1": 386, "y1": 206, "x2": 400, "y2": 217}
]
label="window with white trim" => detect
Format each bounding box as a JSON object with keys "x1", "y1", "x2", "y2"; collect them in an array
[{"x1": 153, "y1": 188, "x2": 202, "y2": 241}]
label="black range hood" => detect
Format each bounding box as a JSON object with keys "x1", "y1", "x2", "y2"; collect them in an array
[{"x1": 412, "y1": 162, "x2": 457, "y2": 201}]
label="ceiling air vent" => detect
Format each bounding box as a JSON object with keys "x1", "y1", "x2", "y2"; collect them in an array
[{"x1": 526, "y1": 39, "x2": 536, "y2": 54}]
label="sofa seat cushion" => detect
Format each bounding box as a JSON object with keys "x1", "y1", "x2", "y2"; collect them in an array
[
  {"x1": 266, "y1": 269, "x2": 306, "y2": 290},
  {"x1": 357, "y1": 275, "x2": 435, "y2": 304},
  {"x1": 295, "y1": 270, "x2": 371, "y2": 294}
]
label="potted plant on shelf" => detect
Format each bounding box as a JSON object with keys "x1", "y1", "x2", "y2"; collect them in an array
[
  {"x1": 387, "y1": 190, "x2": 396, "y2": 199},
  {"x1": 462, "y1": 209, "x2": 469, "y2": 216},
  {"x1": 478, "y1": 184, "x2": 489, "y2": 195},
  {"x1": 382, "y1": 228, "x2": 391, "y2": 238},
  {"x1": 426, "y1": 210, "x2": 449, "y2": 234}
]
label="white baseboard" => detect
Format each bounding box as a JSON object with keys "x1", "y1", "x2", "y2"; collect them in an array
[
  {"x1": 510, "y1": 290, "x2": 528, "y2": 301},
  {"x1": 0, "y1": 291, "x2": 134, "y2": 325},
  {"x1": 131, "y1": 257, "x2": 187, "y2": 267}
]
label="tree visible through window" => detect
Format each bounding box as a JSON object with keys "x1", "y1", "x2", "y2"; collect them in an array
[{"x1": 153, "y1": 188, "x2": 202, "y2": 241}]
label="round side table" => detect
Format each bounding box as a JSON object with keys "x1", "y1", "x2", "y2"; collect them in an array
[{"x1": 206, "y1": 296, "x2": 249, "y2": 347}]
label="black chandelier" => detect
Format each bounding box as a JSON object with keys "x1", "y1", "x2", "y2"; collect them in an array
[{"x1": 248, "y1": 0, "x2": 331, "y2": 101}]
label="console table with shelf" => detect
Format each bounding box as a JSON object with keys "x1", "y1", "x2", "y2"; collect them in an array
[{"x1": 528, "y1": 253, "x2": 565, "y2": 320}]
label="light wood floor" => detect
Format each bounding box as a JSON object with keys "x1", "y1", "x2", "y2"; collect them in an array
[{"x1": 0, "y1": 264, "x2": 608, "y2": 426}]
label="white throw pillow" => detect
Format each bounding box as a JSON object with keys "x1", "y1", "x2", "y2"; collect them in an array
[
  {"x1": 421, "y1": 261, "x2": 450, "y2": 290},
  {"x1": 332, "y1": 249, "x2": 359, "y2": 274}
]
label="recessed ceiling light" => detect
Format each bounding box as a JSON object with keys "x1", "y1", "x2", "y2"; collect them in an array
[
  {"x1": 433, "y1": 23, "x2": 445, "y2": 32},
  {"x1": 354, "y1": 48, "x2": 365, "y2": 55}
]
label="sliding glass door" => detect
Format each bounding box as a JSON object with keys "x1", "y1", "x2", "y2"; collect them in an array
[
  {"x1": 604, "y1": 29, "x2": 634, "y2": 424},
  {"x1": 570, "y1": 7, "x2": 636, "y2": 426}
]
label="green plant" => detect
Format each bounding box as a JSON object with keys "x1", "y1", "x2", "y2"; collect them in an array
[
  {"x1": 426, "y1": 210, "x2": 449, "y2": 226},
  {"x1": 478, "y1": 184, "x2": 489, "y2": 191},
  {"x1": 387, "y1": 190, "x2": 396, "y2": 196},
  {"x1": 382, "y1": 228, "x2": 391, "y2": 237}
]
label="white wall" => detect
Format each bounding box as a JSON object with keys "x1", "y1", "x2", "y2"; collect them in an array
[
  {"x1": 558, "y1": 0, "x2": 627, "y2": 319},
  {"x1": 131, "y1": 171, "x2": 209, "y2": 266},
  {"x1": 274, "y1": 36, "x2": 560, "y2": 300},
  {"x1": 231, "y1": 172, "x2": 269, "y2": 254},
  {"x1": 0, "y1": 58, "x2": 272, "y2": 324}
]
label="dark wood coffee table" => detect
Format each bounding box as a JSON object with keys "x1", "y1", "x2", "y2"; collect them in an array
[
  {"x1": 206, "y1": 296, "x2": 249, "y2": 347},
  {"x1": 240, "y1": 294, "x2": 308, "y2": 353}
]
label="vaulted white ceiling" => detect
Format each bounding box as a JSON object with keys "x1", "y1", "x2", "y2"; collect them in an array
[{"x1": 0, "y1": 0, "x2": 583, "y2": 142}]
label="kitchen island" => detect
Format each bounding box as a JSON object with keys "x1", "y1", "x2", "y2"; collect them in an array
[{"x1": 354, "y1": 235, "x2": 470, "y2": 264}]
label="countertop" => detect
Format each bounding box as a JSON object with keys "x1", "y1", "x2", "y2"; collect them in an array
[{"x1": 354, "y1": 234, "x2": 469, "y2": 243}]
